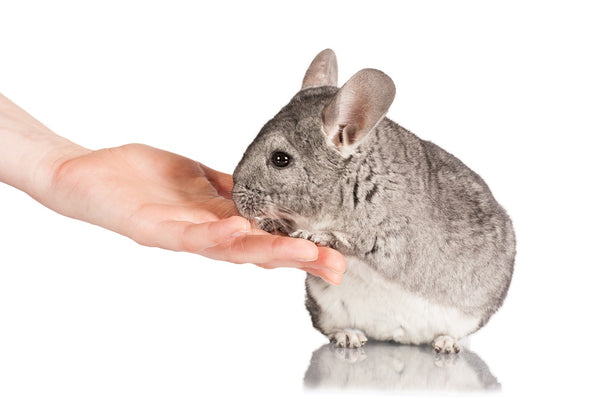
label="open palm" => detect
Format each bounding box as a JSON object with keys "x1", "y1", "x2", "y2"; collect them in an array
[{"x1": 48, "y1": 144, "x2": 345, "y2": 283}]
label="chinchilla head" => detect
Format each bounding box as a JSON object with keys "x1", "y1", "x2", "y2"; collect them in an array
[{"x1": 232, "y1": 49, "x2": 395, "y2": 230}]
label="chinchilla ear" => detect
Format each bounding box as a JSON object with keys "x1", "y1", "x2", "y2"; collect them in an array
[
  {"x1": 301, "y1": 49, "x2": 338, "y2": 89},
  {"x1": 322, "y1": 68, "x2": 395, "y2": 156}
]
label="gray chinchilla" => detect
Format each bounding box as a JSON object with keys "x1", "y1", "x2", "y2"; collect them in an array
[{"x1": 232, "y1": 49, "x2": 515, "y2": 353}]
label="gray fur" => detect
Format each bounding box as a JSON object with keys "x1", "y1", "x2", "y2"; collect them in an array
[{"x1": 232, "y1": 50, "x2": 515, "y2": 342}]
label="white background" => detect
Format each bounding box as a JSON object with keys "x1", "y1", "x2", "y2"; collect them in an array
[{"x1": 1, "y1": 1, "x2": 599, "y2": 398}]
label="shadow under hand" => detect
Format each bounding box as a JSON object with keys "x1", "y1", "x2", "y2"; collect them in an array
[{"x1": 304, "y1": 342, "x2": 500, "y2": 393}]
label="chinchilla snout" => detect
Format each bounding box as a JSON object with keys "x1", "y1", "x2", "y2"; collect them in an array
[
  {"x1": 232, "y1": 167, "x2": 277, "y2": 219},
  {"x1": 231, "y1": 181, "x2": 263, "y2": 219},
  {"x1": 232, "y1": 158, "x2": 262, "y2": 218}
]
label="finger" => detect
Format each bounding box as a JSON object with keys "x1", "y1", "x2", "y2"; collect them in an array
[
  {"x1": 200, "y1": 233, "x2": 319, "y2": 265},
  {"x1": 201, "y1": 164, "x2": 234, "y2": 198},
  {"x1": 160, "y1": 216, "x2": 252, "y2": 252},
  {"x1": 254, "y1": 263, "x2": 344, "y2": 285},
  {"x1": 312, "y1": 246, "x2": 346, "y2": 274},
  {"x1": 198, "y1": 197, "x2": 239, "y2": 219},
  {"x1": 257, "y1": 246, "x2": 345, "y2": 273},
  {"x1": 252, "y1": 262, "x2": 343, "y2": 285},
  {"x1": 300, "y1": 266, "x2": 344, "y2": 286},
  {"x1": 254, "y1": 246, "x2": 345, "y2": 285}
]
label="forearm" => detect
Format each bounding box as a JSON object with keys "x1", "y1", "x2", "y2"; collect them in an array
[
  {"x1": 0, "y1": 93, "x2": 90, "y2": 202},
  {"x1": 0, "y1": 95, "x2": 344, "y2": 279}
]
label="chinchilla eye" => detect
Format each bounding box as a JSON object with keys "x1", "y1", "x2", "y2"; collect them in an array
[{"x1": 271, "y1": 151, "x2": 292, "y2": 168}]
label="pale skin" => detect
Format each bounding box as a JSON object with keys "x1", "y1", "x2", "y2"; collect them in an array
[{"x1": 0, "y1": 93, "x2": 345, "y2": 284}]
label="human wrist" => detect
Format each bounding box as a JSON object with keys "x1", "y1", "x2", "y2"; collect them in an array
[
  {"x1": 32, "y1": 137, "x2": 92, "y2": 203},
  {"x1": 0, "y1": 93, "x2": 91, "y2": 203},
  {"x1": 0, "y1": 125, "x2": 89, "y2": 201}
]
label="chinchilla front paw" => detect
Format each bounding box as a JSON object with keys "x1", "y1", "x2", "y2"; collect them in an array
[{"x1": 289, "y1": 229, "x2": 336, "y2": 246}]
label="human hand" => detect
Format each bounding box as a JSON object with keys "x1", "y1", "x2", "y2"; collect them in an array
[{"x1": 45, "y1": 144, "x2": 345, "y2": 284}]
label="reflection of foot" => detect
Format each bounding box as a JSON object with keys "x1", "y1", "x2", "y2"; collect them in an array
[
  {"x1": 433, "y1": 335, "x2": 461, "y2": 354},
  {"x1": 304, "y1": 341, "x2": 501, "y2": 392},
  {"x1": 333, "y1": 346, "x2": 368, "y2": 363},
  {"x1": 329, "y1": 329, "x2": 368, "y2": 348},
  {"x1": 434, "y1": 352, "x2": 460, "y2": 368}
]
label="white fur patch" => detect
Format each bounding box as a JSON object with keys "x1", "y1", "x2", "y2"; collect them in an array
[{"x1": 309, "y1": 257, "x2": 480, "y2": 345}]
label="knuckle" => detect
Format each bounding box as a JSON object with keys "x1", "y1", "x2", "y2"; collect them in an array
[
  {"x1": 230, "y1": 215, "x2": 252, "y2": 232},
  {"x1": 180, "y1": 224, "x2": 202, "y2": 252},
  {"x1": 219, "y1": 238, "x2": 246, "y2": 264},
  {"x1": 270, "y1": 236, "x2": 288, "y2": 255}
]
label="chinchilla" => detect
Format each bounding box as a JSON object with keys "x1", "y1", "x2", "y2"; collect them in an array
[{"x1": 232, "y1": 49, "x2": 515, "y2": 353}]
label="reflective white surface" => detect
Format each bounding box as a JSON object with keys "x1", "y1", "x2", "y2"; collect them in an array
[
  {"x1": 304, "y1": 342, "x2": 500, "y2": 393},
  {"x1": 1, "y1": 1, "x2": 599, "y2": 398}
]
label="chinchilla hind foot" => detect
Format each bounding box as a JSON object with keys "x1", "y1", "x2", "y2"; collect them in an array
[
  {"x1": 329, "y1": 329, "x2": 368, "y2": 348},
  {"x1": 433, "y1": 335, "x2": 461, "y2": 354}
]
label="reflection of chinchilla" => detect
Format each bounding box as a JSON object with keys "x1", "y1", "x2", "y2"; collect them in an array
[
  {"x1": 232, "y1": 49, "x2": 515, "y2": 353},
  {"x1": 304, "y1": 343, "x2": 501, "y2": 392}
]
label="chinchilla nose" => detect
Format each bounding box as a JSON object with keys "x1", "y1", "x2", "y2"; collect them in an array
[{"x1": 231, "y1": 184, "x2": 265, "y2": 218}]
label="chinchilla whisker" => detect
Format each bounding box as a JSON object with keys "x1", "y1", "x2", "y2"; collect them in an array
[{"x1": 268, "y1": 203, "x2": 298, "y2": 218}]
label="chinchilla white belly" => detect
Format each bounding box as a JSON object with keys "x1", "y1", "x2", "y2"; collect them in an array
[{"x1": 309, "y1": 257, "x2": 481, "y2": 344}]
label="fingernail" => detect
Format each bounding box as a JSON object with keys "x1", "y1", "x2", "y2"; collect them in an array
[
  {"x1": 322, "y1": 272, "x2": 343, "y2": 286},
  {"x1": 329, "y1": 265, "x2": 346, "y2": 274},
  {"x1": 295, "y1": 256, "x2": 318, "y2": 262},
  {"x1": 310, "y1": 266, "x2": 344, "y2": 274},
  {"x1": 320, "y1": 263, "x2": 345, "y2": 274}
]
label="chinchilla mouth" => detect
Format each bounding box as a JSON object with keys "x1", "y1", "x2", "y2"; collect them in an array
[
  {"x1": 232, "y1": 187, "x2": 300, "y2": 229},
  {"x1": 256, "y1": 217, "x2": 296, "y2": 235}
]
